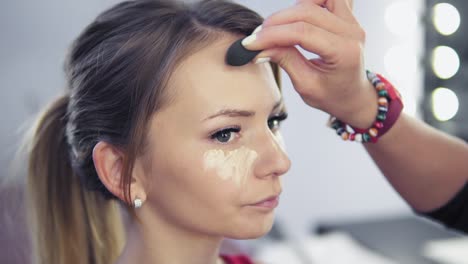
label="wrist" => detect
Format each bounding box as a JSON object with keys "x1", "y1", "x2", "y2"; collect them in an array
[
  {"x1": 328, "y1": 71, "x2": 404, "y2": 143},
  {"x1": 336, "y1": 80, "x2": 378, "y2": 128}
]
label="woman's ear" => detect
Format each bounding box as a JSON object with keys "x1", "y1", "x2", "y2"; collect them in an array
[
  {"x1": 92, "y1": 141, "x2": 126, "y2": 201},
  {"x1": 93, "y1": 141, "x2": 148, "y2": 206}
]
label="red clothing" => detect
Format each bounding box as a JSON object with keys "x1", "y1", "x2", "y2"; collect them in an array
[{"x1": 221, "y1": 255, "x2": 255, "y2": 264}]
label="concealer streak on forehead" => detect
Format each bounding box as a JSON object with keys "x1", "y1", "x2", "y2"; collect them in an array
[{"x1": 203, "y1": 146, "x2": 258, "y2": 187}]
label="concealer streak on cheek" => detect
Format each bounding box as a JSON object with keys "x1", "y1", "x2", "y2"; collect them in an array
[{"x1": 203, "y1": 146, "x2": 258, "y2": 186}]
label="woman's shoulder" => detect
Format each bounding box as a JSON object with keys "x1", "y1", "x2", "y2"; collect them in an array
[{"x1": 220, "y1": 254, "x2": 258, "y2": 264}]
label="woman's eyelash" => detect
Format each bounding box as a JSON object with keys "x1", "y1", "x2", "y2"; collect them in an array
[
  {"x1": 209, "y1": 112, "x2": 288, "y2": 144},
  {"x1": 268, "y1": 112, "x2": 288, "y2": 129},
  {"x1": 269, "y1": 112, "x2": 288, "y2": 122},
  {"x1": 210, "y1": 126, "x2": 241, "y2": 143},
  {"x1": 210, "y1": 127, "x2": 240, "y2": 138}
]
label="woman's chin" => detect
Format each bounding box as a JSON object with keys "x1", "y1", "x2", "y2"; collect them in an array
[{"x1": 224, "y1": 213, "x2": 275, "y2": 240}]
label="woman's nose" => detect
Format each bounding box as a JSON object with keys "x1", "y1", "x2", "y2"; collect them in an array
[{"x1": 253, "y1": 130, "x2": 291, "y2": 179}]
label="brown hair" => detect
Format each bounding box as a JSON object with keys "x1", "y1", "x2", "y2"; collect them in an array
[{"x1": 27, "y1": 1, "x2": 281, "y2": 264}]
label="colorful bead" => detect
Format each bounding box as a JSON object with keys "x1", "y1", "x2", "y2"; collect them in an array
[
  {"x1": 378, "y1": 110, "x2": 388, "y2": 116},
  {"x1": 367, "y1": 71, "x2": 377, "y2": 80},
  {"x1": 375, "y1": 122, "x2": 384, "y2": 129},
  {"x1": 341, "y1": 132, "x2": 349, "y2": 140},
  {"x1": 332, "y1": 121, "x2": 342, "y2": 130},
  {"x1": 329, "y1": 71, "x2": 397, "y2": 144},
  {"x1": 337, "y1": 127, "x2": 345, "y2": 135},
  {"x1": 327, "y1": 117, "x2": 335, "y2": 128},
  {"x1": 378, "y1": 97, "x2": 388, "y2": 106},
  {"x1": 372, "y1": 78, "x2": 380, "y2": 86},
  {"x1": 362, "y1": 133, "x2": 371, "y2": 142},
  {"x1": 355, "y1": 133, "x2": 363, "y2": 142},
  {"x1": 377, "y1": 113, "x2": 386, "y2": 121},
  {"x1": 378, "y1": 90, "x2": 389, "y2": 98},
  {"x1": 378, "y1": 106, "x2": 388, "y2": 113},
  {"x1": 376, "y1": 82, "x2": 386, "y2": 90}
]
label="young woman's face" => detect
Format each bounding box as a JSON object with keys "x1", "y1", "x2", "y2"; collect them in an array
[{"x1": 141, "y1": 34, "x2": 291, "y2": 239}]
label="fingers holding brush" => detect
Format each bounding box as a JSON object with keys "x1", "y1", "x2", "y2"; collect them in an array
[{"x1": 227, "y1": 0, "x2": 375, "y2": 128}]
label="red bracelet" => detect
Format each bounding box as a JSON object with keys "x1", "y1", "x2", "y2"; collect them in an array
[{"x1": 329, "y1": 71, "x2": 404, "y2": 143}]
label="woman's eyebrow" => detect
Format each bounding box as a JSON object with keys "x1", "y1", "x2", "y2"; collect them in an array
[
  {"x1": 203, "y1": 99, "x2": 283, "y2": 121},
  {"x1": 203, "y1": 109, "x2": 255, "y2": 121}
]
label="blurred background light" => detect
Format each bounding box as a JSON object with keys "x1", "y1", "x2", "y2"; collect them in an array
[
  {"x1": 431, "y1": 45, "x2": 460, "y2": 79},
  {"x1": 432, "y1": 3, "x2": 461, "y2": 35},
  {"x1": 431, "y1": 87, "x2": 459, "y2": 121},
  {"x1": 424, "y1": 0, "x2": 465, "y2": 139}
]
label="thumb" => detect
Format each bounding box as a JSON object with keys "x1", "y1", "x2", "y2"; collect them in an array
[{"x1": 255, "y1": 47, "x2": 322, "y2": 101}]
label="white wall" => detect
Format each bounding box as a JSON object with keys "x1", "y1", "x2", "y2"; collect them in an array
[{"x1": 0, "y1": 0, "x2": 424, "y2": 239}]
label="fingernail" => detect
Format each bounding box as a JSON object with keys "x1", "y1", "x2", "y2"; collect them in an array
[
  {"x1": 241, "y1": 34, "x2": 257, "y2": 47},
  {"x1": 253, "y1": 25, "x2": 263, "y2": 34},
  {"x1": 255, "y1": 57, "x2": 271, "y2": 64}
]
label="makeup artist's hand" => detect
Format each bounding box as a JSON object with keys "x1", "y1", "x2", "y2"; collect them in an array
[{"x1": 242, "y1": 0, "x2": 377, "y2": 128}]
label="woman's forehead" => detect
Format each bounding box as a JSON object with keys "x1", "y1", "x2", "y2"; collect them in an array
[{"x1": 167, "y1": 35, "x2": 281, "y2": 114}]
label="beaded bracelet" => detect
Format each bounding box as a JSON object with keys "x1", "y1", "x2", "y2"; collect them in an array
[{"x1": 328, "y1": 71, "x2": 403, "y2": 143}]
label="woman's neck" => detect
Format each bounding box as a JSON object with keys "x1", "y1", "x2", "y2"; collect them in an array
[{"x1": 116, "y1": 207, "x2": 224, "y2": 264}]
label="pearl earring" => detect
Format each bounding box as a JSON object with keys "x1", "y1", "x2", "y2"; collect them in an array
[{"x1": 133, "y1": 198, "x2": 143, "y2": 209}]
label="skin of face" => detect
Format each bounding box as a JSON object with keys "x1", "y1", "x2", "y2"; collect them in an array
[{"x1": 138, "y1": 34, "x2": 291, "y2": 240}]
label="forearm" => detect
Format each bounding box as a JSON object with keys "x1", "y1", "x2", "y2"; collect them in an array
[{"x1": 365, "y1": 113, "x2": 468, "y2": 212}]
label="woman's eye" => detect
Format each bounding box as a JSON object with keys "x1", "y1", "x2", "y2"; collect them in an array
[
  {"x1": 268, "y1": 119, "x2": 280, "y2": 130},
  {"x1": 211, "y1": 127, "x2": 240, "y2": 144},
  {"x1": 268, "y1": 112, "x2": 288, "y2": 131}
]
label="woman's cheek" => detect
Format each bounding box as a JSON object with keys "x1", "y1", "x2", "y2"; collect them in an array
[{"x1": 203, "y1": 146, "x2": 258, "y2": 187}]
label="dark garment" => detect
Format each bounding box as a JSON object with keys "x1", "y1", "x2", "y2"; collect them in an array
[
  {"x1": 420, "y1": 182, "x2": 468, "y2": 234},
  {"x1": 221, "y1": 255, "x2": 255, "y2": 264}
]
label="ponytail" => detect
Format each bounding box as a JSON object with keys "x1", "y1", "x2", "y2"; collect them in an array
[{"x1": 27, "y1": 95, "x2": 124, "y2": 264}]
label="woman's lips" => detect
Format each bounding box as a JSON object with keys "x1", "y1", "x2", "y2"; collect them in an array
[{"x1": 249, "y1": 195, "x2": 279, "y2": 209}]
